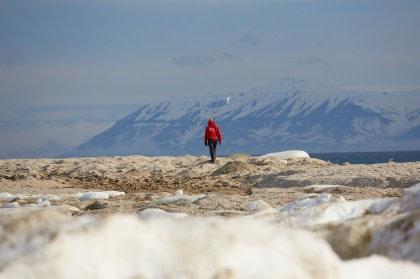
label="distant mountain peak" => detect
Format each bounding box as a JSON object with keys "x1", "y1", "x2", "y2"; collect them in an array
[{"x1": 64, "y1": 88, "x2": 420, "y2": 158}]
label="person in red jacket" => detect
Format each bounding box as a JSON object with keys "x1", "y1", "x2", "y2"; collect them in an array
[{"x1": 204, "y1": 118, "x2": 222, "y2": 163}]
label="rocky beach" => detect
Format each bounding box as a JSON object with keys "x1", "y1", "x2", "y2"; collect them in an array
[{"x1": 1, "y1": 152, "x2": 419, "y2": 278}]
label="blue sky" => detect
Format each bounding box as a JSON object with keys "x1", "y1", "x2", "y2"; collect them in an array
[{"x1": 1, "y1": 0, "x2": 420, "y2": 157}]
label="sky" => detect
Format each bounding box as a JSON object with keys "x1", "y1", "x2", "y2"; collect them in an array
[{"x1": 1, "y1": 0, "x2": 420, "y2": 158}]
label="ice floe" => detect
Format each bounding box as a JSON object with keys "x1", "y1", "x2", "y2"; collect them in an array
[{"x1": 1, "y1": 212, "x2": 419, "y2": 279}]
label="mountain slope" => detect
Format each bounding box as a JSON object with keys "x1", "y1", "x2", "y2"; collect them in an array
[{"x1": 64, "y1": 88, "x2": 420, "y2": 157}]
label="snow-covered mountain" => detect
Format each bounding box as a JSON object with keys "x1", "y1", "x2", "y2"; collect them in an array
[{"x1": 64, "y1": 86, "x2": 420, "y2": 157}]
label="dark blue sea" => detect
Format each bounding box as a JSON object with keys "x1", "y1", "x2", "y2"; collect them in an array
[{"x1": 309, "y1": 150, "x2": 420, "y2": 164}]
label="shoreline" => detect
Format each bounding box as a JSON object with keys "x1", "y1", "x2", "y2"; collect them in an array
[{"x1": 1, "y1": 154, "x2": 418, "y2": 217}]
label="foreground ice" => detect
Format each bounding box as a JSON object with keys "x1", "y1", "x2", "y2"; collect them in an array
[
  {"x1": 1, "y1": 185, "x2": 419, "y2": 278},
  {"x1": 0, "y1": 211, "x2": 418, "y2": 279}
]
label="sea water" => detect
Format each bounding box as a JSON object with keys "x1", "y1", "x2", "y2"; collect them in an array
[{"x1": 309, "y1": 150, "x2": 420, "y2": 164}]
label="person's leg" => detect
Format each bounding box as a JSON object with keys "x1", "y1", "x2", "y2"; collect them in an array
[
  {"x1": 209, "y1": 139, "x2": 217, "y2": 162},
  {"x1": 212, "y1": 140, "x2": 217, "y2": 162}
]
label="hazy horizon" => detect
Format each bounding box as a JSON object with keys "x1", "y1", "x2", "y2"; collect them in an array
[{"x1": 1, "y1": 0, "x2": 420, "y2": 158}]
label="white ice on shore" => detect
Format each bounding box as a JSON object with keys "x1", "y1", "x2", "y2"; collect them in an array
[
  {"x1": 275, "y1": 185, "x2": 419, "y2": 227},
  {"x1": 79, "y1": 192, "x2": 109, "y2": 201},
  {"x1": 278, "y1": 196, "x2": 399, "y2": 227},
  {"x1": 400, "y1": 183, "x2": 420, "y2": 211},
  {"x1": 51, "y1": 204, "x2": 80, "y2": 212},
  {"x1": 104, "y1": 191, "x2": 125, "y2": 198},
  {"x1": 260, "y1": 150, "x2": 310, "y2": 159},
  {"x1": 41, "y1": 194, "x2": 61, "y2": 201},
  {"x1": 79, "y1": 191, "x2": 125, "y2": 201},
  {"x1": 0, "y1": 193, "x2": 13, "y2": 201},
  {"x1": 1, "y1": 192, "x2": 68, "y2": 202},
  {"x1": 139, "y1": 208, "x2": 188, "y2": 219},
  {"x1": 156, "y1": 190, "x2": 206, "y2": 205},
  {"x1": 303, "y1": 184, "x2": 343, "y2": 191},
  {"x1": 36, "y1": 199, "x2": 51, "y2": 207},
  {"x1": 1, "y1": 214, "x2": 419, "y2": 279},
  {"x1": 280, "y1": 193, "x2": 344, "y2": 212},
  {"x1": 245, "y1": 200, "x2": 278, "y2": 216},
  {"x1": 23, "y1": 204, "x2": 38, "y2": 208},
  {"x1": 0, "y1": 202, "x2": 19, "y2": 209}
]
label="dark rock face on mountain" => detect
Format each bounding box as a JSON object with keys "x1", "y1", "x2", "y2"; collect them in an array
[{"x1": 64, "y1": 88, "x2": 420, "y2": 157}]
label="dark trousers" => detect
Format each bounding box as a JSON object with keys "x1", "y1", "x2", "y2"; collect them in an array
[{"x1": 207, "y1": 139, "x2": 218, "y2": 162}]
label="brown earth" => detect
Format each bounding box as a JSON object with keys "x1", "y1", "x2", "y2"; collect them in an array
[{"x1": 0, "y1": 155, "x2": 418, "y2": 217}]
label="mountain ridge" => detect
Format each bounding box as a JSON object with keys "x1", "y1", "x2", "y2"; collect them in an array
[{"x1": 64, "y1": 88, "x2": 420, "y2": 157}]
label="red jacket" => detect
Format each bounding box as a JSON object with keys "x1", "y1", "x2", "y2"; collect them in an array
[{"x1": 204, "y1": 120, "x2": 222, "y2": 144}]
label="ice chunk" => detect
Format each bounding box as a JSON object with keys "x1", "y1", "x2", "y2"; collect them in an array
[
  {"x1": 400, "y1": 183, "x2": 420, "y2": 211},
  {"x1": 36, "y1": 199, "x2": 51, "y2": 207},
  {"x1": 246, "y1": 200, "x2": 274, "y2": 211},
  {"x1": 1, "y1": 214, "x2": 419, "y2": 279},
  {"x1": 303, "y1": 185, "x2": 343, "y2": 191},
  {"x1": 103, "y1": 191, "x2": 125, "y2": 198},
  {"x1": 246, "y1": 200, "x2": 278, "y2": 216},
  {"x1": 368, "y1": 210, "x2": 420, "y2": 263},
  {"x1": 52, "y1": 205, "x2": 80, "y2": 212},
  {"x1": 316, "y1": 200, "x2": 380, "y2": 224},
  {"x1": 368, "y1": 198, "x2": 396, "y2": 214},
  {"x1": 41, "y1": 195, "x2": 61, "y2": 201},
  {"x1": 139, "y1": 208, "x2": 188, "y2": 219},
  {"x1": 280, "y1": 194, "x2": 337, "y2": 212},
  {"x1": 277, "y1": 197, "x2": 391, "y2": 227},
  {"x1": 79, "y1": 192, "x2": 109, "y2": 201},
  {"x1": 156, "y1": 194, "x2": 206, "y2": 205},
  {"x1": 0, "y1": 193, "x2": 14, "y2": 201},
  {"x1": 1, "y1": 202, "x2": 19, "y2": 209},
  {"x1": 260, "y1": 150, "x2": 310, "y2": 159}
]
